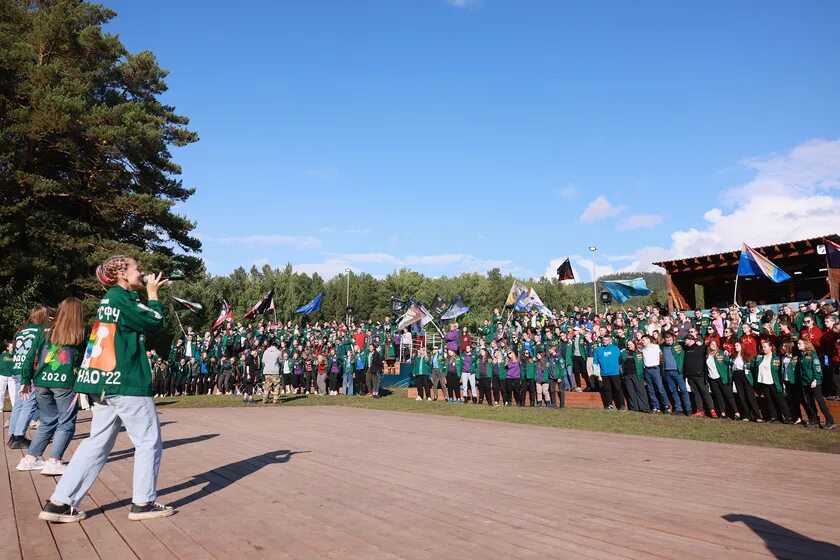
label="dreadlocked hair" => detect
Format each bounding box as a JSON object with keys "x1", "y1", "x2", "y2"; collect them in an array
[{"x1": 96, "y1": 255, "x2": 131, "y2": 289}]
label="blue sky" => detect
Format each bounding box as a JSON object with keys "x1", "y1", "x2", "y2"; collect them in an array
[{"x1": 104, "y1": 0, "x2": 840, "y2": 280}]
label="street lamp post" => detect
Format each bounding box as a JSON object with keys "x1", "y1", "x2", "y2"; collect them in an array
[
  {"x1": 344, "y1": 268, "x2": 351, "y2": 325},
  {"x1": 589, "y1": 246, "x2": 598, "y2": 315}
]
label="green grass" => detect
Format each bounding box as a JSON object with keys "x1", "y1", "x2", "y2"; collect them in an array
[{"x1": 143, "y1": 389, "x2": 840, "y2": 455}]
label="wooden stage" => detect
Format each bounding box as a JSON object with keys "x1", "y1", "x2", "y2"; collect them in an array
[{"x1": 3, "y1": 405, "x2": 840, "y2": 559}]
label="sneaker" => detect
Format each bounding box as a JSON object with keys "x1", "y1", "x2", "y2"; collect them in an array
[
  {"x1": 39, "y1": 501, "x2": 86, "y2": 523},
  {"x1": 415, "y1": 396, "x2": 423, "y2": 401},
  {"x1": 823, "y1": 422, "x2": 836, "y2": 430},
  {"x1": 575, "y1": 387, "x2": 583, "y2": 392},
  {"x1": 16, "y1": 456, "x2": 45, "y2": 471},
  {"x1": 710, "y1": 410, "x2": 718, "y2": 419},
  {"x1": 692, "y1": 411, "x2": 704, "y2": 417},
  {"x1": 41, "y1": 461, "x2": 66, "y2": 476},
  {"x1": 128, "y1": 502, "x2": 175, "y2": 521},
  {"x1": 652, "y1": 409, "x2": 661, "y2": 414},
  {"x1": 605, "y1": 405, "x2": 615, "y2": 411},
  {"x1": 9, "y1": 436, "x2": 31, "y2": 450}
]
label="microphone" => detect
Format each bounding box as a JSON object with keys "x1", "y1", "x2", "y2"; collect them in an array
[{"x1": 142, "y1": 270, "x2": 186, "y2": 284}]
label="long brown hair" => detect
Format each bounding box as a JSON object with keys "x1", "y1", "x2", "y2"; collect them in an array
[
  {"x1": 28, "y1": 306, "x2": 50, "y2": 326},
  {"x1": 46, "y1": 298, "x2": 85, "y2": 346}
]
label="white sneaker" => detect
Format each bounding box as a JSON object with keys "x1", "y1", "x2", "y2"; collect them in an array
[
  {"x1": 17, "y1": 456, "x2": 46, "y2": 471},
  {"x1": 416, "y1": 396, "x2": 423, "y2": 401},
  {"x1": 41, "y1": 461, "x2": 66, "y2": 476}
]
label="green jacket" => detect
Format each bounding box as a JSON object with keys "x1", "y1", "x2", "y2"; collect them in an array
[
  {"x1": 707, "y1": 353, "x2": 731, "y2": 385},
  {"x1": 74, "y1": 286, "x2": 166, "y2": 397},
  {"x1": 523, "y1": 360, "x2": 537, "y2": 380},
  {"x1": 412, "y1": 355, "x2": 431, "y2": 376},
  {"x1": 751, "y1": 353, "x2": 784, "y2": 393},
  {"x1": 659, "y1": 343, "x2": 685, "y2": 374},
  {"x1": 797, "y1": 351, "x2": 823, "y2": 385},
  {"x1": 619, "y1": 349, "x2": 645, "y2": 381},
  {"x1": 12, "y1": 323, "x2": 44, "y2": 377},
  {"x1": 547, "y1": 355, "x2": 565, "y2": 380},
  {"x1": 20, "y1": 328, "x2": 84, "y2": 389},
  {"x1": 0, "y1": 352, "x2": 14, "y2": 377}
]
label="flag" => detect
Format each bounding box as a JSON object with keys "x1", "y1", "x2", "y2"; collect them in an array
[
  {"x1": 172, "y1": 296, "x2": 204, "y2": 315},
  {"x1": 601, "y1": 278, "x2": 653, "y2": 304},
  {"x1": 295, "y1": 292, "x2": 324, "y2": 315},
  {"x1": 396, "y1": 304, "x2": 424, "y2": 330},
  {"x1": 513, "y1": 290, "x2": 530, "y2": 311},
  {"x1": 440, "y1": 294, "x2": 470, "y2": 321},
  {"x1": 390, "y1": 297, "x2": 408, "y2": 316},
  {"x1": 825, "y1": 238, "x2": 840, "y2": 269},
  {"x1": 826, "y1": 239, "x2": 840, "y2": 302},
  {"x1": 737, "y1": 244, "x2": 791, "y2": 283},
  {"x1": 245, "y1": 289, "x2": 275, "y2": 319},
  {"x1": 212, "y1": 300, "x2": 233, "y2": 331},
  {"x1": 417, "y1": 302, "x2": 435, "y2": 326},
  {"x1": 525, "y1": 288, "x2": 554, "y2": 318},
  {"x1": 430, "y1": 295, "x2": 447, "y2": 316},
  {"x1": 505, "y1": 280, "x2": 528, "y2": 307},
  {"x1": 556, "y1": 258, "x2": 575, "y2": 281}
]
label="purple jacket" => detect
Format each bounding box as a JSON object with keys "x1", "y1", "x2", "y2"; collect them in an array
[
  {"x1": 506, "y1": 360, "x2": 521, "y2": 379},
  {"x1": 445, "y1": 330, "x2": 459, "y2": 352}
]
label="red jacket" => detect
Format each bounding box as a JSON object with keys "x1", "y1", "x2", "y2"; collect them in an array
[
  {"x1": 739, "y1": 333, "x2": 759, "y2": 358},
  {"x1": 822, "y1": 330, "x2": 839, "y2": 364},
  {"x1": 800, "y1": 326, "x2": 823, "y2": 351}
]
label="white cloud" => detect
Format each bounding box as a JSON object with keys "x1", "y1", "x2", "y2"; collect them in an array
[
  {"x1": 253, "y1": 257, "x2": 270, "y2": 267},
  {"x1": 618, "y1": 213, "x2": 664, "y2": 230},
  {"x1": 444, "y1": 0, "x2": 482, "y2": 7},
  {"x1": 293, "y1": 259, "x2": 353, "y2": 279},
  {"x1": 209, "y1": 234, "x2": 321, "y2": 249},
  {"x1": 555, "y1": 184, "x2": 579, "y2": 199},
  {"x1": 292, "y1": 253, "x2": 531, "y2": 280},
  {"x1": 611, "y1": 139, "x2": 840, "y2": 273},
  {"x1": 579, "y1": 196, "x2": 627, "y2": 223},
  {"x1": 345, "y1": 228, "x2": 373, "y2": 235},
  {"x1": 542, "y1": 255, "x2": 614, "y2": 282}
]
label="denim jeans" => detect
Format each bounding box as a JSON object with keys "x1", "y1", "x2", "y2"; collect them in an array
[
  {"x1": 342, "y1": 371, "x2": 354, "y2": 396},
  {"x1": 664, "y1": 370, "x2": 691, "y2": 412},
  {"x1": 565, "y1": 365, "x2": 576, "y2": 391},
  {"x1": 644, "y1": 367, "x2": 670, "y2": 411},
  {"x1": 29, "y1": 386, "x2": 78, "y2": 460},
  {"x1": 51, "y1": 395, "x2": 162, "y2": 508},
  {"x1": 8, "y1": 385, "x2": 38, "y2": 438}
]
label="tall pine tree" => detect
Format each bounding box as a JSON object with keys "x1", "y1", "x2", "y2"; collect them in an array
[{"x1": 0, "y1": 0, "x2": 201, "y2": 334}]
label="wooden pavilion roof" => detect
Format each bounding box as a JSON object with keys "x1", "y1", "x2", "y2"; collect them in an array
[{"x1": 653, "y1": 234, "x2": 839, "y2": 274}]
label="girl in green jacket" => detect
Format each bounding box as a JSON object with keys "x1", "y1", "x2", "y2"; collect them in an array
[
  {"x1": 619, "y1": 341, "x2": 649, "y2": 412},
  {"x1": 17, "y1": 298, "x2": 85, "y2": 475},
  {"x1": 40, "y1": 256, "x2": 174, "y2": 524},
  {"x1": 705, "y1": 340, "x2": 734, "y2": 419},
  {"x1": 797, "y1": 339, "x2": 834, "y2": 429},
  {"x1": 752, "y1": 340, "x2": 791, "y2": 424}
]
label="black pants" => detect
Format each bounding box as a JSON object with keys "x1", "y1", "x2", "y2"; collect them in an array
[
  {"x1": 328, "y1": 371, "x2": 341, "y2": 393},
  {"x1": 549, "y1": 379, "x2": 564, "y2": 408},
  {"x1": 303, "y1": 371, "x2": 314, "y2": 392},
  {"x1": 732, "y1": 370, "x2": 760, "y2": 420},
  {"x1": 822, "y1": 363, "x2": 839, "y2": 397},
  {"x1": 218, "y1": 373, "x2": 231, "y2": 394},
  {"x1": 757, "y1": 383, "x2": 790, "y2": 422},
  {"x1": 447, "y1": 372, "x2": 461, "y2": 400},
  {"x1": 153, "y1": 375, "x2": 164, "y2": 396},
  {"x1": 623, "y1": 375, "x2": 649, "y2": 412},
  {"x1": 572, "y1": 356, "x2": 589, "y2": 389},
  {"x1": 503, "y1": 378, "x2": 514, "y2": 404},
  {"x1": 709, "y1": 377, "x2": 737, "y2": 417},
  {"x1": 491, "y1": 376, "x2": 502, "y2": 404},
  {"x1": 524, "y1": 379, "x2": 536, "y2": 406},
  {"x1": 803, "y1": 384, "x2": 834, "y2": 425},
  {"x1": 687, "y1": 376, "x2": 715, "y2": 415},
  {"x1": 786, "y1": 381, "x2": 804, "y2": 422},
  {"x1": 165, "y1": 376, "x2": 177, "y2": 396},
  {"x1": 513, "y1": 378, "x2": 524, "y2": 406},
  {"x1": 354, "y1": 370, "x2": 366, "y2": 395},
  {"x1": 602, "y1": 375, "x2": 624, "y2": 409},
  {"x1": 478, "y1": 377, "x2": 493, "y2": 405},
  {"x1": 415, "y1": 375, "x2": 431, "y2": 400}
]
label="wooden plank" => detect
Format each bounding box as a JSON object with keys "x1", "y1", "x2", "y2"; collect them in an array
[{"x1": 0, "y1": 411, "x2": 23, "y2": 560}]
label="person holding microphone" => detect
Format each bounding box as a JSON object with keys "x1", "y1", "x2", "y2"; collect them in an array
[{"x1": 39, "y1": 256, "x2": 174, "y2": 523}]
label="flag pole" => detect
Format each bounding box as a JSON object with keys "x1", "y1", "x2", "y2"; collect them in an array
[
  {"x1": 172, "y1": 306, "x2": 188, "y2": 339},
  {"x1": 733, "y1": 274, "x2": 739, "y2": 306}
]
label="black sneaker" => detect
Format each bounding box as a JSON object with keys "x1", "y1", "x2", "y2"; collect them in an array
[
  {"x1": 39, "y1": 501, "x2": 86, "y2": 523},
  {"x1": 822, "y1": 422, "x2": 835, "y2": 430},
  {"x1": 9, "y1": 436, "x2": 31, "y2": 449},
  {"x1": 128, "y1": 501, "x2": 175, "y2": 521}
]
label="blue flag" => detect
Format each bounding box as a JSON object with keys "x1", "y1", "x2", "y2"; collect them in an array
[
  {"x1": 601, "y1": 278, "x2": 652, "y2": 304},
  {"x1": 513, "y1": 290, "x2": 530, "y2": 311},
  {"x1": 295, "y1": 293, "x2": 324, "y2": 315},
  {"x1": 736, "y1": 243, "x2": 791, "y2": 283},
  {"x1": 440, "y1": 293, "x2": 470, "y2": 321}
]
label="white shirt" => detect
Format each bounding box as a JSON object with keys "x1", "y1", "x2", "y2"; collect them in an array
[
  {"x1": 706, "y1": 356, "x2": 720, "y2": 379},
  {"x1": 757, "y1": 356, "x2": 773, "y2": 385},
  {"x1": 641, "y1": 344, "x2": 661, "y2": 368},
  {"x1": 732, "y1": 355, "x2": 744, "y2": 371}
]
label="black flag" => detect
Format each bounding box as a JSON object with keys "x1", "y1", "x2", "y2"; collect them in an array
[
  {"x1": 390, "y1": 297, "x2": 408, "y2": 316},
  {"x1": 172, "y1": 296, "x2": 204, "y2": 315},
  {"x1": 430, "y1": 295, "x2": 447, "y2": 316},
  {"x1": 245, "y1": 289, "x2": 275, "y2": 319},
  {"x1": 556, "y1": 258, "x2": 575, "y2": 281}
]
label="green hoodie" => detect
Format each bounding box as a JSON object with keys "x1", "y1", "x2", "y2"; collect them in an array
[
  {"x1": 74, "y1": 286, "x2": 166, "y2": 397},
  {"x1": 20, "y1": 328, "x2": 84, "y2": 389},
  {"x1": 12, "y1": 323, "x2": 44, "y2": 376},
  {"x1": 0, "y1": 352, "x2": 14, "y2": 377}
]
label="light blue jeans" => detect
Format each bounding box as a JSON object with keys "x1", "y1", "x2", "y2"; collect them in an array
[
  {"x1": 8, "y1": 380, "x2": 39, "y2": 438},
  {"x1": 343, "y1": 371, "x2": 354, "y2": 396},
  {"x1": 664, "y1": 370, "x2": 692, "y2": 413},
  {"x1": 29, "y1": 386, "x2": 77, "y2": 460},
  {"x1": 565, "y1": 365, "x2": 576, "y2": 391},
  {"x1": 51, "y1": 395, "x2": 162, "y2": 508}
]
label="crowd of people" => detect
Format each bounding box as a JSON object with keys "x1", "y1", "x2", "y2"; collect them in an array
[{"x1": 3, "y1": 285, "x2": 840, "y2": 503}]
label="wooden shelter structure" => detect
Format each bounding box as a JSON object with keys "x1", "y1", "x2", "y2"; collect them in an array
[{"x1": 653, "y1": 234, "x2": 839, "y2": 311}]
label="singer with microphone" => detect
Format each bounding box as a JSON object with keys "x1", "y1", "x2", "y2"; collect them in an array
[{"x1": 39, "y1": 255, "x2": 175, "y2": 523}]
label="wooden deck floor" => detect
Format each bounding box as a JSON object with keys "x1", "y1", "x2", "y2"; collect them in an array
[{"x1": 3, "y1": 405, "x2": 840, "y2": 559}]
